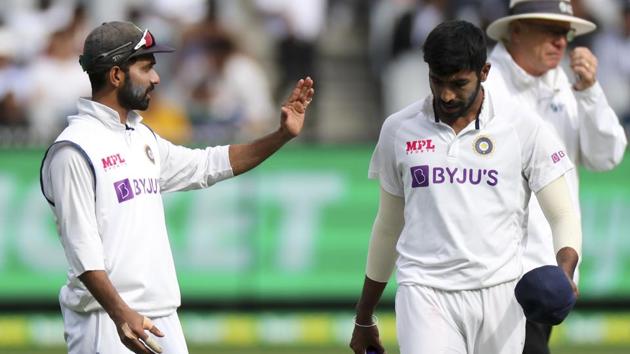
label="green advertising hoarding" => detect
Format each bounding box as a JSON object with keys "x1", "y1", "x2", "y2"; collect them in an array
[{"x1": 0, "y1": 147, "x2": 629, "y2": 302}]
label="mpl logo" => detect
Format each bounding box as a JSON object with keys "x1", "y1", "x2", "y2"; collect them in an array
[
  {"x1": 113, "y1": 178, "x2": 134, "y2": 203},
  {"x1": 102, "y1": 153, "x2": 127, "y2": 171},
  {"x1": 406, "y1": 139, "x2": 436, "y2": 154}
]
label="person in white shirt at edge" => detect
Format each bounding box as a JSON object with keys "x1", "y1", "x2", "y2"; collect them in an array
[
  {"x1": 484, "y1": 1, "x2": 627, "y2": 353},
  {"x1": 39, "y1": 21, "x2": 314, "y2": 354},
  {"x1": 349, "y1": 20, "x2": 582, "y2": 354}
]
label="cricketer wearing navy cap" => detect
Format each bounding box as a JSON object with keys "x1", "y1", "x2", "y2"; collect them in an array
[
  {"x1": 79, "y1": 21, "x2": 174, "y2": 74},
  {"x1": 41, "y1": 19, "x2": 314, "y2": 354},
  {"x1": 515, "y1": 265, "x2": 577, "y2": 325}
]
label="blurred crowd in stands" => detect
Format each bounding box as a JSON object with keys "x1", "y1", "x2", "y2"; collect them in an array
[{"x1": 0, "y1": 0, "x2": 629, "y2": 147}]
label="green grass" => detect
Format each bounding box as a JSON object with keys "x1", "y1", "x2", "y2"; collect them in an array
[{"x1": 1, "y1": 345, "x2": 629, "y2": 354}]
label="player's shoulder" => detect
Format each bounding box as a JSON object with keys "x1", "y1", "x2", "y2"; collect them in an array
[
  {"x1": 380, "y1": 98, "x2": 427, "y2": 133},
  {"x1": 486, "y1": 87, "x2": 545, "y2": 138}
]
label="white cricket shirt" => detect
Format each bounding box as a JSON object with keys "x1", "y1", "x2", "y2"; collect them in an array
[
  {"x1": 486, "y1": 42, "x2": 627, "y2": 273},
  {"x1": 40, "y1": 98, "x2": 233, "y2": 316},
  {"x1": 369, "y1": 88, "x2": 574, "y2": 290}
]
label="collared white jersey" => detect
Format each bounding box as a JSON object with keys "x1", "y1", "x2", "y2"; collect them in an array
[
  {"x1": 40, "y1": 98, "x2": 233, "y2": 316},
  {"x1": 369, "y1": 89, "x2": 574, "y2": 291},
  {"x1": 486, "y1": 42, "x2": 627, "y2": 273}
]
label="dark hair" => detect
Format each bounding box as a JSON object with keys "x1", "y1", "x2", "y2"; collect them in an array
[
  {"x1": 87, "y1": 57, "x2": 138, "y2": 93},
  {"x1": 423, "y1": 20, "x2": 487, "y2": 77}
]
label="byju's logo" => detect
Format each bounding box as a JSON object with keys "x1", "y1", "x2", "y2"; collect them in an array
[
  {"x1": 410, "y1": 165, "x2": 499, "y2": 188},
  {"x1": 411, "y1": 165, "x2": 430, "y2": 187},
  {"x1": 114, "y1": 178, "x2": 134, "y2": 203}
]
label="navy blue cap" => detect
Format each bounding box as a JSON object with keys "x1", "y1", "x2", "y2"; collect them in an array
[
  {"x1": 514, "y1": 265, "x2": 576, "y2": 325},
  {"x1": 79, "y1": 21, "x2": 174, "y2": 74}
]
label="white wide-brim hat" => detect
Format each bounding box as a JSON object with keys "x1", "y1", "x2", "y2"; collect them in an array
[{"x1": 486, "y1": 0, "x2": 597, "y2": 41}]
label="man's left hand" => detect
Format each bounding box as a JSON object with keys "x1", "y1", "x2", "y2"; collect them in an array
[{"x1": 570, "y1": 47, "x2": 598, "y2": 91}]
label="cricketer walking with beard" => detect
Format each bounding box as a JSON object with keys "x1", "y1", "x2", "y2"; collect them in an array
[{"x1": 349, "y1": 20, "x2": 582, "y2": 354}]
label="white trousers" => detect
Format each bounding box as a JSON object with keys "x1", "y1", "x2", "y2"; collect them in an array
[
  {"x1": 395, "y1": 280, "x2": 525, "y2": 354},
  {"x1": 61, "y1": 306, "x2": 189, "y2": 354}
]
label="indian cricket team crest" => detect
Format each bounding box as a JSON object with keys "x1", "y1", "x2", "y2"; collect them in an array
[
  {"x1": 145, "y1": 145, "x2": 155, "y2": 164},
  {"x1": 473, "y1": 136, "x2": 494, "y2": 155}
]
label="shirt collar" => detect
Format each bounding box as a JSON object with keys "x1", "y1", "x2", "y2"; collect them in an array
[
  {"x1": 492, "y1": 42, "x2": 538, "y2": 90},
  {"x1": 422, "y1": 87, "x2": 492, "y2": 130},
  {"x1": 73, "y1": 98, "x2": 143, "y2": 130}
]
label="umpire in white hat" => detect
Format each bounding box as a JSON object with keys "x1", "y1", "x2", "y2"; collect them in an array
[{"x1": 484, "y1": 1, "x2": 627, "y2": 354}]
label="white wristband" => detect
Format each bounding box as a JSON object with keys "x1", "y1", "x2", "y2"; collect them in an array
[{"x1": 354, "y1": 315, "x2": 378, "y2": 328}]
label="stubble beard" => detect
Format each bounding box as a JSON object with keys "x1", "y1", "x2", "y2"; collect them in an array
[
  {"x1": 118, "y1": 78, "x2": 152, "y2": 111},
  {"x1": 436, "y1": 80, "x2": 482, "y2": 121}
]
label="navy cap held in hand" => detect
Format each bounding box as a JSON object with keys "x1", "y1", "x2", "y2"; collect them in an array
[{"x1": 515, "y1": 265, "x2": 576, "y2": 325}]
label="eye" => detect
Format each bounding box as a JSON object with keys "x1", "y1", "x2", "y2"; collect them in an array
[{"x1": 454, "y1": 80, "x2": 468, "y2": 88}]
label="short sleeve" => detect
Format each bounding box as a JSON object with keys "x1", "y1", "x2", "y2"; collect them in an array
[
  {"x1": 368, "y1": 119, "x2": 404, "y2": 197},
  {"x1": 522, "y1": 122, "x2": 574, "y2": 193}
]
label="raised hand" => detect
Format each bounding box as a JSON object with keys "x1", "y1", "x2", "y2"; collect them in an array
[
  {"x1": 570, "y1": 47, "x2": 598, "y2": 91},
  {"x1": 280, "y1": 77, "x2": 315, "y2": 138}
]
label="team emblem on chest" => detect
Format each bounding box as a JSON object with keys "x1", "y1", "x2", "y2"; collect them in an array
[
  {"x1": 145, "y1": 145, "x2": 155, "y2": 164},
  {"x1": 473, "y1": 136, "x2": 494, "y2": 155}
]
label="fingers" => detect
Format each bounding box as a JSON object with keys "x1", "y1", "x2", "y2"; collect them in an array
[
  {"x1": 286, "y1": 79, "x2": 305, "y2": 104},
  {"x1": 142, "y1": 317, "x2": 164, "y2": 353},
  {"x1": 349, "y1": 326, "x2": 385, "y2": 354},
  {"x1": 301, "y1": 77, "x2": 315, "y2": 105},
  {"x1": 121, "y1": 323, "x2": 152, "y2": 354},
  {"x1": 143, "y1": 317, "x2": 164, "y2": 337},
  {"x1": 570, "y1": 47, "x2": 597, "y2": 89},
  {"x1": 285, "y1": 76, "x2": 315, "y2": 106},
  {"x1": 120, "y1": 319, "x2": 164, "y2": 354},
  {"x1": 141, "y1": 336, "x2": 163, "y2": 354}
]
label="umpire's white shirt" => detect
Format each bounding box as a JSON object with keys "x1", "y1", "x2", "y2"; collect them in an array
[
  {"x1": 41, "y1": 98, "x2": 233, "y2": 317},
  {"x1": 369, "y1": 89, "x2": 573, "y2": 291},
  {"x1": 486, "y1": 42, "x2": 627, "y2": 273}
]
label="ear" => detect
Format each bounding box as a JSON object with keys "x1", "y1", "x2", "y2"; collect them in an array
[
  {"x1": 108, "y1": 66, "x2": 125, "y2": 88},
  {"x1": 509, "y1": 21, "x2": 522, "y2": 44},
  {"x1": 480, "y1": 63, "x2": 491, "y2": 82}
]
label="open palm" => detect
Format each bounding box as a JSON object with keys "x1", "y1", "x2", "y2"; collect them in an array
[{"x1": 280, "y1": 77, "x2": 315, "y2": 138}]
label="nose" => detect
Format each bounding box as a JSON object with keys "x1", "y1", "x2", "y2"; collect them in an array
[
  {"x1": 440, "y1": 88, "x2": 456, "y2": 103},
  {"x1": 150, "y1": 69, "x2": 160, "y2": 86}
]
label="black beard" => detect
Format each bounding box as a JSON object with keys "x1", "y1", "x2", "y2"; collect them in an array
[
  {"x1": 118, "y1": 78, "x2": 151, "y2": 111},
  {"x1": 435, "y1": 81, "x2": 482, "y2": 121}
]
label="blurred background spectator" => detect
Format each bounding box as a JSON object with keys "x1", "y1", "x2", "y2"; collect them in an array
[
  {"x1": 0, "y1": 0, "x2": 627, "y2": 148},
  {"x1": 0, "y1": 27, "x2": 29, "y2": 144},
  {"x1": 593, "y1": 0, "x2": 630, "y2": 137}
]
